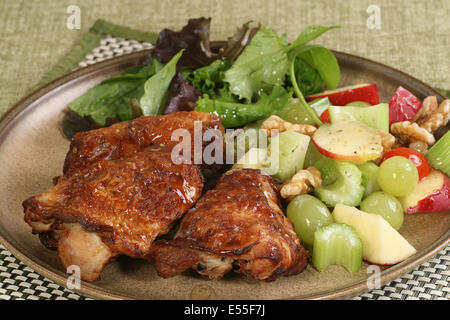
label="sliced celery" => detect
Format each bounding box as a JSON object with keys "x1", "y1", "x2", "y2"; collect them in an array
[
  {"x1": 358, "y1": 161, "x2": 381, "y2": 198},
  {"x1": 268, "y1": 131, "x2": 310, "y2": 182},
  {"x1": 312, "y1": 223, "x2": 363, "y2": 273},
  {"x1": 314, "y1": 157, "x2": 365, "y2": 207},
  {"x1": 425, "y1": 130, "x2": 450, "y2": 176},
  {"x1": 328, "y1": 103, "x2": 389, "y2": 133}
]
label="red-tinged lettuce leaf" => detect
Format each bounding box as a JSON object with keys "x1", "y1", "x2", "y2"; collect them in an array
[
  {"x1": 163, "y1": 72, "x2": 201, "y2": 114},
  {"x1": 152, "y1": 17, "x2": 217, "y2": 69}
]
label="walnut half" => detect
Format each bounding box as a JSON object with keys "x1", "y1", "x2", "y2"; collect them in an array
[
  {"x1": 390, "y1": 121, "x2": 436, "y2": 146},
  {"x1": 261, "y1": 115, "x2": 317, "y2": 137},
  {"x1": 420, "y1": 99, "x2": 450, "y2": 133},
  {"x1": 280, "y1": 167, "x2": 322, "y2": 200}
]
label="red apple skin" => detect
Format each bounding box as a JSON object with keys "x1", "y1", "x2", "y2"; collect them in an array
[
  {"x1": 388, "y1": 86, "x2": 422, "y2": 125},
  {"x1": 406, "y1": 174, "x2": 450, "y2": 214},
  {"x1": 312, "y1": 138, "x2": 361, "y2": 163},
  {"x1": 306, "y1": 84, "x2": 379, "y2": 106}
]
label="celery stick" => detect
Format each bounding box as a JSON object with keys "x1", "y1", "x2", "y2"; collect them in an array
[
  {"x1": 358, "y1": 161, "x2": 381, "y2": 198},
  {"x1": 312, "y1": 223, "x2": 363, "y2": 273},
  {"x1": 425, "y1": 130, "x2": 450, "y2": 176}
]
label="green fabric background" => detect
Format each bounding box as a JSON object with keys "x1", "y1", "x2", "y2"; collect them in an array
[{"x1": 0, "y1": 0, "x2": 449, "y2": 115}]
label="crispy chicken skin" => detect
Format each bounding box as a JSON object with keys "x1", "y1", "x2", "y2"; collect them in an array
[
  {"x1": 63, "y1": 111, "x2": 224, "y2": 177},
  {"x1": 149, "y1": 169, "x2": 308, "y2": 281},
  {"x1": 23, "y1": 147, "x2": 204, "y2": 281}
]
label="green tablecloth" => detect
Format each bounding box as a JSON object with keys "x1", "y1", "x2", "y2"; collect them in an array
[{"x1": 0, "y1": 0, "x2": 449, "y2": 114}]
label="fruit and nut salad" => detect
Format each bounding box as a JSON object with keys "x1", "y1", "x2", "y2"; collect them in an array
[{"x1": 64, "y1": 18, "x2": 449, "y2": 274}]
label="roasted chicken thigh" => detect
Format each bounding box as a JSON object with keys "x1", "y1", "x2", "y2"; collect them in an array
[
  {"x1": 23, "y1": 147, "x2": 204, "y2": 281},
  {"x1": 149, "y1": 169, "x2": 308, "y2": 281},
  {"x1": 63, "y1": 111, "x2": 224, "y2": 176}
]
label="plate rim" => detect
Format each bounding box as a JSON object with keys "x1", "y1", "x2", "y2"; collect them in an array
[{"x1": 0, "y1": 47, "x2": 448, "y2": 300}]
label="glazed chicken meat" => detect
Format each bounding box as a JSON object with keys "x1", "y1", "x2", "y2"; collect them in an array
[
  {"x1": 23, "y1": 110, "x2": 309, "y2": 283},
  {"x1": 63, "y1": 110, "x2": 224, "y2": 177},
  {"x1": 23, "y1": 147, "x2": 204, "y2": 281},
  {"x1": 23, "y1": 111, "x2": 224, "y2": 281},
  {"x1": 149, "y1": 169, "x2": 309, "y2": 281}
]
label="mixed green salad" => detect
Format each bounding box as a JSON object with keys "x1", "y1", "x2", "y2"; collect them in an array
[
  {"x1": 63, "y1": 18, "x2": 450, "y2": 274},
  {"x1": 63, "y1": 18, "x2": 339, "y2": 136}
]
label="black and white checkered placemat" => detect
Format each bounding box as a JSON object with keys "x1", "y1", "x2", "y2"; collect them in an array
[{"x1": 0, "y1": 36, "x2": 448, "y2": 300}]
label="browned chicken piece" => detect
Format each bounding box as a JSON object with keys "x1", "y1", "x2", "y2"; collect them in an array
[
  {"x1": 63, "y1": 111, "x2": 224, "y2": 177},
  {"x1": 23, "y1": 147, "x2": 204, "y2": 281},
  {"x1": 149, "y1": 169, "x2": 308, "y2": 281}
]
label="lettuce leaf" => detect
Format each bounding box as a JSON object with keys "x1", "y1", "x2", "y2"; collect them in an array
[
  {"x1": 140, "y1": 50, "x2": 183, "y2": 116},
  {"x1": 183, "y1": 59, "x2": 231, "y2": 96},
  {"x1": 152, "y1": 17, "x2": 217, "y2": 69},
  {"x1": 163, "y1": 72, "x2": 201, "y2": 114},
  {"x1": 68, "y1": 64, "x2": 157, "y2": 125},
  {"x1": 195, "y1": 86, "x2": 290, "y2": 128},
  {"x1": 219, "y1": 21, "x2": 260, "y2": 61},
  {"x1": 223, "y1": 27, "x2": 289, "y2": 102}
]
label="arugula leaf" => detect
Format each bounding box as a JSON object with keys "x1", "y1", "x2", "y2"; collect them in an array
[
  {"x1": 195, "y1": 86, "x2": 290, "y2": 128},
  {"x1": 287, "y1": 25, "x2": 340, "y2": 53},
  {"x1": 288, "y1": 55, "x2": 323, "y2": 126},
  {"x1": 223, "y1": 27, "x2": 289, "y2": 102},
  {"x1": 68, "y1": 63, "x2": 157, "y2": 125},
  {"x1": 140, "y1": 50, "x2": 184, "y2": 116},
  {"x1": 285, "y1": 26, "x2": 341, "y2": 126},
  {"x1": 292, "y1": 58, "x2": 325, "y2": 96},
  {"x1": 293, "y1": 45, "x2": 340, "y2": 90}
]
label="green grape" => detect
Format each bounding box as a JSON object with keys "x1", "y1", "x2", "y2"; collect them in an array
[
  {"x1": 377, "y1": 156, "x2": 419, "y2": 197},
  {"x1": 286, "y1": 195, "x2": 333, "y2": 246},
  {"x1": 360, "y1": 191, "x2": 404, "y2": 230}
]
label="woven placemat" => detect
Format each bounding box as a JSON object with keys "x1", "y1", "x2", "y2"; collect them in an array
[{"x1": 0, "y1": 21, "x2": 448, "y2": 301}]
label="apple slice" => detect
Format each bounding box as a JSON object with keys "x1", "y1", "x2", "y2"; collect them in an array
[
  {"x1": 388, "y1": 86, "x2": 422, "y2": 124},
  {"x1": 306, "y1": 84, "x2": 379, "y2": 106},
  {"x1": 399, "y1": 170, "x2": 450, "y2": 214},
  {"x1": 332, "y1": 204, "x2": 417, "y2": 265},
  {"x1": 312, "y1": 120, "x2": 384, "y2": 164}
]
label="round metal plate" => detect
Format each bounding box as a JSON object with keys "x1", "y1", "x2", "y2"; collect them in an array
[{"x1": 0, "y1": 48, "x2": 448, "y2": 300}]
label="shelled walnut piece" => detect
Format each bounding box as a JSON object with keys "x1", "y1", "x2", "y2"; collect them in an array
[
  {"x1": 420, "y1": 99, "x2": 450, "y2": 133},
  {"x1": 391, "y1": 121, "x2": 436, "y2": 146},
  {"x1": 390, "y1": 97, "x2": 450, "y2": 151},
  {"x1": 412, "y1": 96, "x2": 438, "y2": 125},
  {"x1": 261, "y1": 115, "x2": 317, "y2": 137},
  {"x1": 280, "y1": 167, "x2": 322, "y2": 200},
  {"x1": 380, "y1": 131, "x2": 397, "y2": 153}
]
